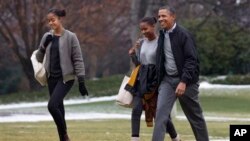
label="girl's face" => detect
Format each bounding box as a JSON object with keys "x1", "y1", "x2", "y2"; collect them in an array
[
  {"x1": 139, "y1": 22, "x2": 155, "y2": 39},
  {"x1": 47, "y1": 13, "x2": 62, "y2": 30}
]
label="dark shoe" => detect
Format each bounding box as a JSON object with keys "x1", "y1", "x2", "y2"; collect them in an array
[
  {"x1": 171, "y1": 134, "x2": 181, "y2": 141},
  {"x1": 64, "y1": 134, "x2": 70, "y2": 141}
]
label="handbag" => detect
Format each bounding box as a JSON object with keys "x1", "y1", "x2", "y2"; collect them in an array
[
  {"x1": 116, "y1": 75, "x2": 133, "y2": 108},
  {"x1": 30, "y1": 50, "x2": 47, "y2": 86}
]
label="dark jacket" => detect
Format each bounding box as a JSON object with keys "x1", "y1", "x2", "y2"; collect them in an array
[
  {"x1": 125, "y1": 64, "x2": 157, "y2": 97},
  {"x1": 137, "y1": 65, "x2": 157, "y2": 96},
  {"x1": 156, "y1": 24, "x2": 200, "y2": 85},
  {"x1": 124, "y1": 64, "x2": 158, "y2": 127}
]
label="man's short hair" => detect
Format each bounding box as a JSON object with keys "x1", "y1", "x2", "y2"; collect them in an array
[{"x1": 159, "y1": 5, "x2": 176, "y2": 15}]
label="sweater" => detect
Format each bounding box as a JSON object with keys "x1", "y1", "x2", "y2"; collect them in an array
[
  {"x1": 49, "y1": 36, "x2": 62, "y2": 78},
  {"x1": 36, "y1": 29, "x2": 85, "y2": 83}
]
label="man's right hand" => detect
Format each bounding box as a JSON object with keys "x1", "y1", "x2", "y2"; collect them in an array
[{"x1": 43, "y1": 34, "x2": 53, "y2": 48}]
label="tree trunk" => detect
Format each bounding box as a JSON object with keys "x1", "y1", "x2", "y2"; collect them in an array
[
  {"x1": 130, "y1": 0, "x2": 141, "y2": 43},
  {"x1": 19, "y1": 53, "x2": 41, "y2": 90}
]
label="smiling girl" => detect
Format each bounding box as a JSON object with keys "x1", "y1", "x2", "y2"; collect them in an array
[
  {"x1": 36, "y1": 8, "x2": 88, "y2": 141},
  {"x1": 128, "y1": 17, "x2": 180, "y2": 141}
]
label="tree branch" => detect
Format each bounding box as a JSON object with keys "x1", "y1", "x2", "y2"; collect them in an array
[{"x1": 0, "y1": 16, "x2": 20, "y2": 57}]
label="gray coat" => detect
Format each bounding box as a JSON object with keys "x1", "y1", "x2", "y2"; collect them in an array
[{"x1": 36, "y1": 29, "x2": 85, "y2": 83}]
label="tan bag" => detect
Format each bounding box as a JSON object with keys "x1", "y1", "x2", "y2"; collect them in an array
[
  {"x1": 116, "y1": 76, "x2": 133, "y2": 108},
  {"x1": 30, "y1": 50, "x2": 47, "y2": 86}
]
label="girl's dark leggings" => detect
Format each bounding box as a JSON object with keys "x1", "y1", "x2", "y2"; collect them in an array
[
  {"x1": 131, "y1": 95, "x2": 177, "y2": 138},
  {"x1": 47, "y1": 77, "x2": 74, "y2": 141}
]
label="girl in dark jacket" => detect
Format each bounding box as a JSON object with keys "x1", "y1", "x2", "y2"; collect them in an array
[
  {"x1": 36, "y1": 8, "x2": 88, "y2": 141},
  {"x1": 128, "y1": 17, "x2": 180, "y2": 141}
]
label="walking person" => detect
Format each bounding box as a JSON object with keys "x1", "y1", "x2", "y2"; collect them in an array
[
  {"x1": 152, "y1": 5, "x2": 209, "y2": 141},
  {"x1": 36, "y1": 8, "x2": 88, "y2": 141},
  {"x1": 128, "y1": 17, "x2": 180, "y2": 141}
]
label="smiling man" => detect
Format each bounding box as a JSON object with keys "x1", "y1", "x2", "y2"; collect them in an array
[{"x1": 152, "y1": 5, "x2": 209, "y2": 141}]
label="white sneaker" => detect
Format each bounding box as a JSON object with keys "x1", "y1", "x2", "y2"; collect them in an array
[
  {"x1": 172, "y1": 134, "x2": 181, "y2": 141},
  {"x1": 131, "y1": 137, "x2": 140, "y2": 141}
]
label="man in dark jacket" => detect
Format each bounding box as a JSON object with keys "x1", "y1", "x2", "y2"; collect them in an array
[{"x1": 152, "y1": 5, "x2": 209, "y2": 141}]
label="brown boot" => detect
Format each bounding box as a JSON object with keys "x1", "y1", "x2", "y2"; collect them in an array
[{"x1": 64, "y1": 134, "x2": 70, "y2": 141}]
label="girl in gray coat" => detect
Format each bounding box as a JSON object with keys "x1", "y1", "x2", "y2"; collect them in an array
[{"x1": 36, "y1": 8, "x2": 88, "y2": 141}]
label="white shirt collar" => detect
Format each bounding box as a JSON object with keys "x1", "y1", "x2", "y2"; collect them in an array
[{"x1": 167, "y1": 23, "x2": 176, "y2": 33}]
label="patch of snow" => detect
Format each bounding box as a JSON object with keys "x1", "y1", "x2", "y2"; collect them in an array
[
  {"x1": 177, "y1": 115, "x2": 250, "y2": 122},
  {"x1": 1, "y1": 112, "x2": 250, "y2": 123},
  {"x1": 200, "y1": 82, "x2": 250, "y2": 89},
  {"x1": 0, "y1": 113, "x2": 130, "y2": 123},
  {"x1": 0, "y1": 95, "x2": 116, "y2": 110}
]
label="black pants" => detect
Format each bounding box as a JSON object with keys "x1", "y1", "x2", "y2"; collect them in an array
[
  {"x1": 131, "y1": 95, "x2": 177, "y2": 138},
  {"x1": 47, "y1": 77, "x2": 74, "y2": 141}
]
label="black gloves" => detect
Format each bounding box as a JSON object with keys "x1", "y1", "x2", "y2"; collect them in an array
[
  {"x1": 78, "y1": 76, "x2": 89, "y2": 96},
  {"x1": 43, "y1": 34, "x2": 53, "y2": 48},
  {"x1": 36, "y1": 34, "x2": 53, "y2": 61}
]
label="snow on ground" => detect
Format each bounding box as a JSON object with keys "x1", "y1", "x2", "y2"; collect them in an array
[
  {"x1": 0, "y1": 113, "x2": 130, "y2": 123},
  {"x1": 0, "y1": 82, "x2": 250, "y2": 123},
  {"x1": 1, "y1": 111, "x2": 250, "y2": 123},
  {"x1": 1, "y1": 82, "x2": 250, "y2": 110},
  {"x1": 0, "y1": 95, "x2": 117, "y2": 110},
  {"x1": 199, "y1": 81, "x2": 250, "y2": 89},
  {"x1": 1, "y1": 112, "x2": 250, "y2": 123}
]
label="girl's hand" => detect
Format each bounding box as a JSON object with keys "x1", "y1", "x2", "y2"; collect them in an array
[
  {"x1": 129, "y1": 48, "x2": 136, "y2": 55},
  {"x1": 134, "y1": 39, "x2": 142, "y2": 48},
  {"x1": 129, "y1": 38, "x2": 142, "y2": 55}
]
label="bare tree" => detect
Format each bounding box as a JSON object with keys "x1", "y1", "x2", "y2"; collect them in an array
[
  {"x1": 129, "y1": 0, "x2": 164, "y2": 43},
  {"x1": 68, "y1": 0, "x2": 131, "y2": 78},
  {"x1": 168, "y1": 0, "x2": 250, "y2": 32},
  {"x1": 0, "y1": 0, "x2": 55, "y2": 90},
  {"x1": 0, "y1": 0, "x2": 132, "y2": 91}
]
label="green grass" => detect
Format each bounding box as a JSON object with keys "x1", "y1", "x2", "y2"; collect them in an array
[
  {"x1": 0, "y1": 88, "x2": 50, "y2": 104},
  {"x1": 1, "y1": 75, "x2": 250, "y2": 141},
  {"x1": 176, "y1": 88, "x2": 250, "y2": 117},
  {"x1": 0, "y1": 75, "x2": 123, "y2": 104},
  {"x1": 1, "y1": 74, "x2": 250, "y2": 117},
  {"x1": 65, "y1": 101, "x2": 131, "y2": 114},
  {"x1": 0, "y1": 119, "x2": 240, "y2": 141},
  {"x1": 200, "y1": 95, "x2": 250, "y2": 113},
  {"x1": 200, "y1": 88, "x2": 250, "y2": 115}
]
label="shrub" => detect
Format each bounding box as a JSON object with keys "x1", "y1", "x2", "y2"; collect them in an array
[{"x1": 210, "y1": 74, "x2": 250, "y2": 85}]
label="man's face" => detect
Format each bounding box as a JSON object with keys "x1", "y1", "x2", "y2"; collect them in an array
[{"x1": 158, "y1": 9, "x2": 176, "y2": 30}]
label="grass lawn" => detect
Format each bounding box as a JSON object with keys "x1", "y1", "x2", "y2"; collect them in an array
[
  {"x1": 0, "y1": 119, "x2": 242, "y2": 141},
  {"x1": 1, "y1": 75, "x2": 250, "y2": 141},
  {"x1": 0, "y1": 75, "x2": 124, "y2": 104},
  {"x1": 176, "y1": 88, "x2": 250, "y2": 117}
]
